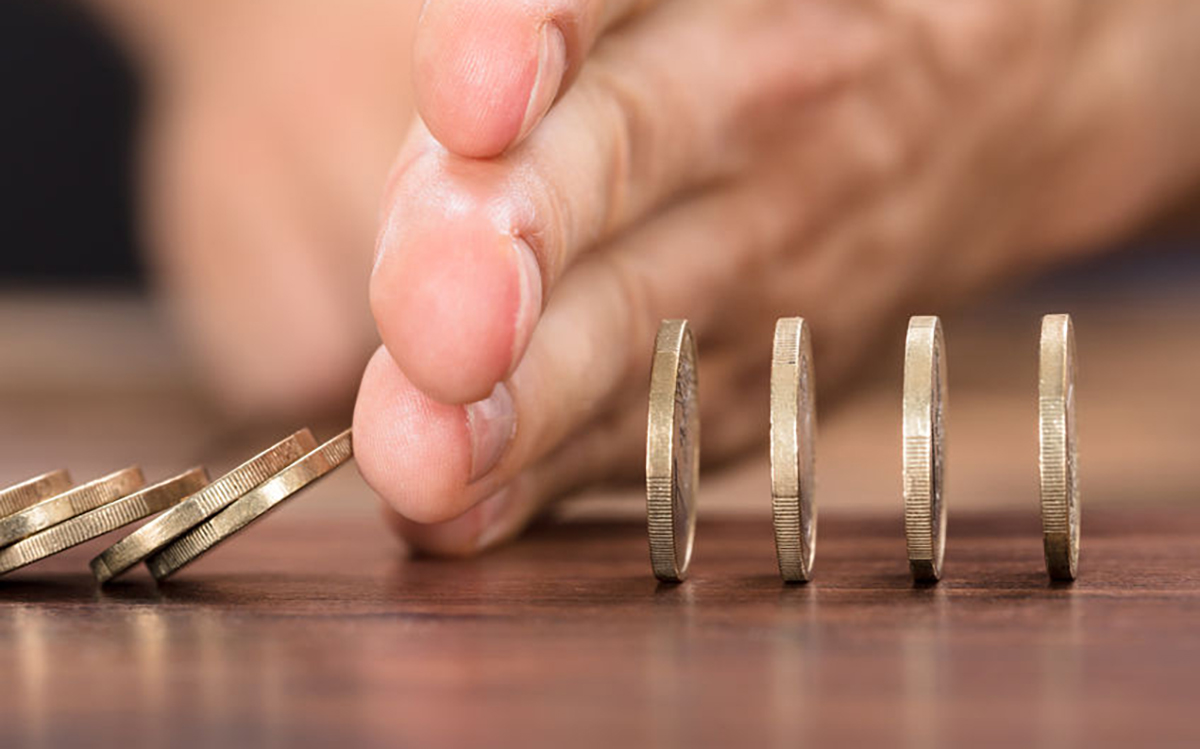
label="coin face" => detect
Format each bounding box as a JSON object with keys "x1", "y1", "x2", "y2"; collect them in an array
[
  {"x1": 145, "y1": 430, "x2": 353, "y2": 581},
  {"x1": 0, "y1": 468, "x2": 207, "y2": 576},
  {"x1": 770, "y1": 317, "x2": 817, "y2": 583},
  {"x1": 1039, "y1": 313, "x2": 1080, "y2": 581},
  {"x1": 646, "y1": 319, "x2": 700, "y2": 583},
  {"x1": 90, "y1": 429, "x2": 317, "y2": 584},
  {"x1": 903, "y1": 316, "x2": 947, "y2": 583},
  {"x1": 0, "y1": 466, "x2": 144, "y2": 547},
  {"x1": 0, "y1": 470, "x2": 72, "y2": 519}
]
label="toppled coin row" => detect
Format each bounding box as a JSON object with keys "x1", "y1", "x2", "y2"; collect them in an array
[
  {"x1": 0, "y1": 429, "x2": 352, "y2": 583},
  {"x1": 645, "y1": 314, "x2": 1081, "y2": 585}
]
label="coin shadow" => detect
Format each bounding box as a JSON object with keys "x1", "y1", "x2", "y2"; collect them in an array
[
  {"x1": 652, "y1": 580, "x2": 694, "y2": 606},
  {"x1": 0, "y1": 575, "x2": 101, "y2": 603},
  {"x1": 741, "y1": 574, "x2": 807, "y2": 590},
  {"x1": 776, "y1": 580, "x2": 818, "y2": 607},
  {"x1": 867, "y1": 571, "x2": 932, "y2": 591},
  {"x1": 96, "y1": 579, "x2": 164, "y2": 604},
  {"x1": 1047, "y1": 578, "x2": 1077, "y2": 592},
  {"x1": 150, "y1": 578, "x2": 241, "y2": 605},
  {"x1": 992, "y1": 570, "x2": 1069, "y2": 591}
]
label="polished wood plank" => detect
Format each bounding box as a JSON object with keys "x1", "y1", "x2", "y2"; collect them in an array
[{"x1": 0, "y1": 506, "x2": 1198, "y2": 747}]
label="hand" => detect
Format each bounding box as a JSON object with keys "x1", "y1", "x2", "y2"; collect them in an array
[
  {"x1": 123, "y1": 0, "x2": 422, "y2": 415},
  {"x1": 353, "y1": 0, "x2": 1197, "y2": 554}
]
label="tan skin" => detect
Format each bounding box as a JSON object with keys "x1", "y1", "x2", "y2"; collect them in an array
[{"x1": 93, "y1": 0, "x2": 1200, "y2": 554}]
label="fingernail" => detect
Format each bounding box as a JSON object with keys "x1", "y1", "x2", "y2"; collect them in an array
[
  {"x1": 511, "y1": 238, "x2": 542, "y2": 371},
  {"x1": 475, "y1": 487, "x2": 515, "y2": 551},
  {"x1": 465, "y1": 382, "x2": 517, "y2": 482},
  {"x1": 518, "y1": 23, "x2": 566, "y2": 143}
]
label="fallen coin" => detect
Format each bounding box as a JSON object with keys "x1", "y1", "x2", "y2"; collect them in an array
[
  {"x1": 91, "y1": 429, "x2": 317, "y2": 584},
  {"x1": 903, "y1": 316, "x2": 948, "y2": 583},
  {"x1": 0, "y1": 468, "x2": 207, "y2": 576},
  {"x1": 0, "y1": 466, "x2": 144, "y2": 548},
  {"x1": 770, "y1": 317, "x2": 817, "y2": 583},
  {"x1": 0, "y1": 470, "x2": 72, "y2": 519},
  {"x1": 146, "y1": 429, "x2": 352, "y2": 581},
  {"x1": 1039, "y1": 313, "x2": 1080, "y2": 581},
  {"x1": 646, "y1": 319, "x2": 700, "y2": 583}
]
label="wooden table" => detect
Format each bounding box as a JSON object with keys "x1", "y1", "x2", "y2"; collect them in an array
[
  {"x1": 1, "y1": 509, "x2": 1198, "y2": 747},
  {"x1": 1, "y1": 284, "x2": 1198, "y2": 747}
]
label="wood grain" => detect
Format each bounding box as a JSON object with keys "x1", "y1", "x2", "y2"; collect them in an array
[{"x1": 0, "y1": 508, "x2": 1198, "y2": 747}]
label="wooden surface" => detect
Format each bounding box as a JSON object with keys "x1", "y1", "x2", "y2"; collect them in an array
[
  {"x1": 1, "y1": 510, "x2": 1199, "y2": 747},
  {"x1": 1, "y1": 280, "x2": 1199, "y2": 747}
]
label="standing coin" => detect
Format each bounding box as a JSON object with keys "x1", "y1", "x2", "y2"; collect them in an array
[
  {"x1": 770, "y1": 317, "x2": 817, "y2": 582},
  {"x1": 646, "y1": 319, "x2": 700, "y2": 583},
  {"x1": 0, "y1": 468, "x2": 207, "y2": 575},
  {"x1": 1039, "y1": 313, "x2": 1080, "y2": 581},
  {"x1": 146, "y1": 430, "x2": 353, "y2": 580},
  {"x1": 0, "y1": 467, "x2": 145, "y2": 547},
  {"x1": 91, "y1": 429, "x2": 317, "y2": 583},
  {"x1": 903, "y1": 316, "x2": 948, "y2": 583},
  {"x1": 0, "y1": 470, "x2": 72, "y2": 519}
]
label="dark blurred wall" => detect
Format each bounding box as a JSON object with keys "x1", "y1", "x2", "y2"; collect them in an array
[{"x1": 0, "y1": 0, "x2": 141, "y2": 284}]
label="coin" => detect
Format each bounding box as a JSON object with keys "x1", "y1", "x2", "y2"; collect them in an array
[
  {"x1": 770, "y1": 317, "x2": 817, "y2": 583},
  {"x1": 903, "y1": 316, "x2": 948, "y2": 583},
  {"x1": 646, "y1": 319, "x2": 700, "y2": 583},
  {"x1": 146, "y1": 429, "x2": 353, "y2": 580},
  {"x1": 1039, "y1": 313, "x2": 1080, "y2": 581},
  {"x1": 0, "y1": 470, "x2": 72, "y2": 519},
  {"x1": 0, "y1": 468, "x2": 207, "y2": 576},
  {"x1": 90, "y1": 429, "x2": 317, "y2": 584},
  {"x1": 0, "y1": 466, "x2": 144, "y2": 548}
]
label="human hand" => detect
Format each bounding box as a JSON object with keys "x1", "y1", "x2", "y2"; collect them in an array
[
  {"x1": 125, "y1": 0, "x2": 422, "y2": 415},
  {"x1": 353, "y1": 0, "x2": 1200, "y2": 554}
]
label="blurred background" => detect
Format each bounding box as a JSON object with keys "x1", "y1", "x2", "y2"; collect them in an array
[
  {"x1": 1, "y1": 0, "x2": 1198, "y2": 515},
  {"x1": 1, "y1": 1, "x2": 140, "y2": 285}
]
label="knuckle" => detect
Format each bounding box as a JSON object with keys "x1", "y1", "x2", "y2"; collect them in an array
[
  {"x1": 604, "y1": 254, "x2": 658, "y2": 382},
  {"x1": 581, "y1": 59, "x2": 675, "y2": 232},
  {"x1": 903, "y1": 0, "x2": 1050, "y2": 84}
]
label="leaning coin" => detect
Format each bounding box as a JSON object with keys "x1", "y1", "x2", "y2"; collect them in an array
[
  {"x1": 903, "y1": 316, "x2": 948, "y2": 583},
  {"x1": 646, "y1": 319, "x2": 700, "y2": 583},
  {"x1": 146, "y1": 430, "x2": 353, "y2": 581},
  {"x1": 0, "y1": 466, "x2": 145, "y2": 548},
  {"x1": 0, "y1": 468, "x2": 207, "y2": 576},
  {"x1": 0, "y1": 470, "x2": 72, "y2": 519},
  {"x1": 770, "y1": 318, "x2": 817, "y2": 583},
  {"x1": 91, "y1": 429, "x2": 317, "y2": 584},
  {"x1": 1039, "y1": 313, "x2": 1080, "y2": 581}
]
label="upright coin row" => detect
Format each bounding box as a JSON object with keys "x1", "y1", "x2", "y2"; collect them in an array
[{"x1": 645, "y1": 314, "x2": 1081, "y2": 585}]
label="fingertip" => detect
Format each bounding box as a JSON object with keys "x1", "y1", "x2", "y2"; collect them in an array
[
  {"x1": 353, "y1": 347, "x2": 474, "y2": 524},
  {"x1": 383, "y1": 486, "x2": 520, "y2": 557},
  {"x1": 413, "y1": 3, "x2": 566, "y2": 157},
  {"x1": 371, "y1": 161, "x2": 541, "y2": 404}
]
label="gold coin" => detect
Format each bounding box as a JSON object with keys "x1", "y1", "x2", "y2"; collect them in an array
[
  {"x1": 903, "y1": 316, "x2": 948, "y2": 583},
  {"x1": 0, "y1": 468, "x2": 207, "y2": 576},
  {"x1": 146, "y1": 429, "x2": 353, "y2": 581},
  {"x1": 770, "y1": 317, "x2": 817, "y2": 583},
  {"x1": 90, "y1": 429, "x2": 317, "y2": 584},
  {"x1": 0, "y1": 466, "x2": 144, "y2": 548},
  {"x1": 1039, "y1": 313, "x2": 1080, "y2": 581},
  {"x1": 646, "y1": 319, "x2": 700, "y2": 583},
  {"x1": 0, "y1": 470, "x2": 72, "y2": 519}
]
